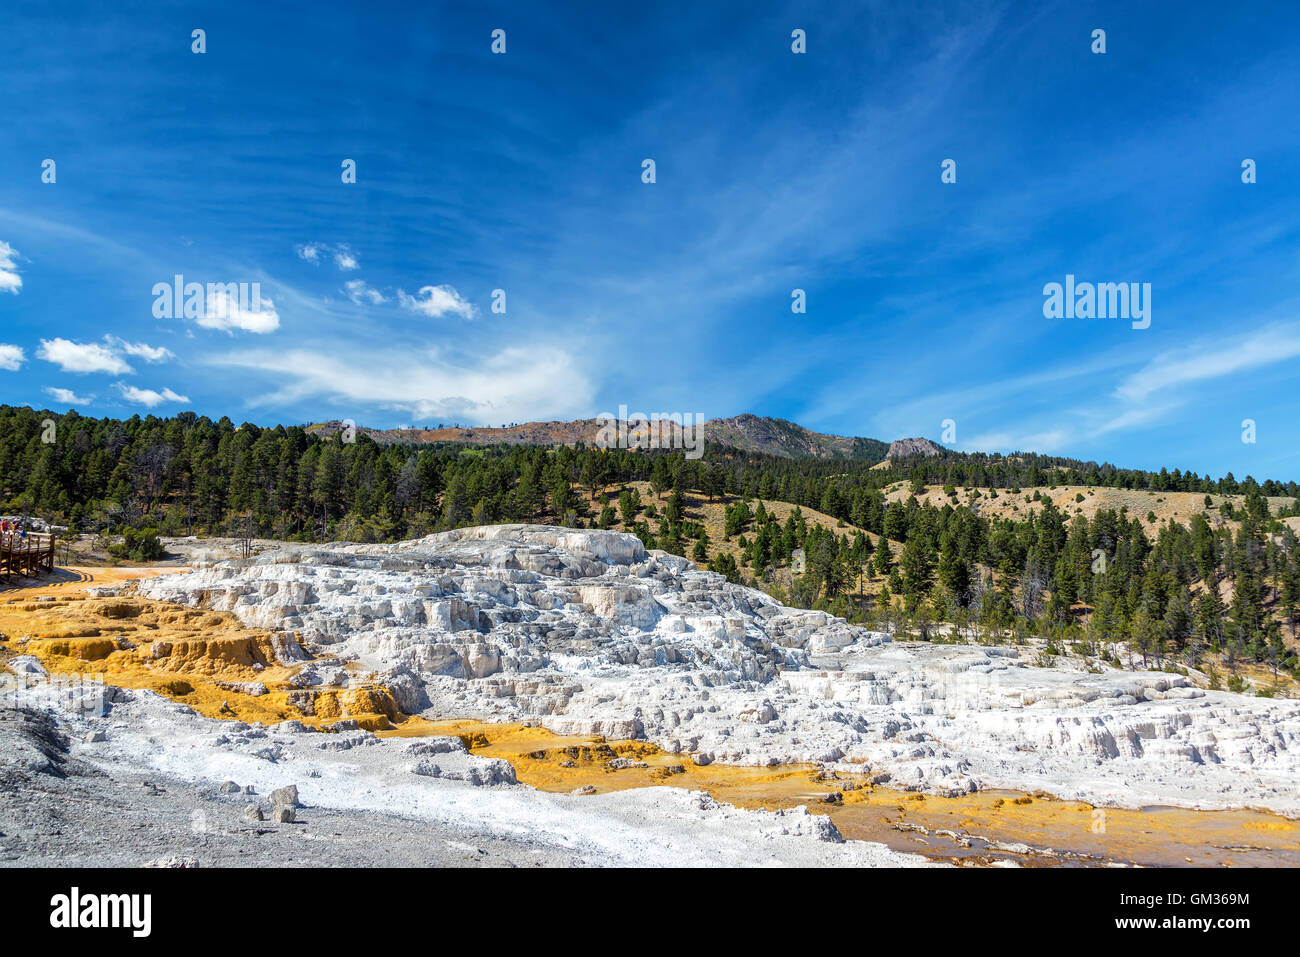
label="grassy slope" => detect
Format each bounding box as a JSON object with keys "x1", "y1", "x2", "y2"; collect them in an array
[{"x1": 881, "y1": 483, "x2": 1295, "y2": 534}]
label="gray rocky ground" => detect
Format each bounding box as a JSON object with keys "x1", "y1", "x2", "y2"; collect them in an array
[{"x1": 0, "y1": 707, "x2": 587, "y2": 868}]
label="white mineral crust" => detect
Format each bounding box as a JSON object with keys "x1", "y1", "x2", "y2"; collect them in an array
[{"x1": 137, "y1": 525, "x2": 1300, "y2": 813}]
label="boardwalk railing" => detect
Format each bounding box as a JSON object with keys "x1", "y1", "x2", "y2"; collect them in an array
[{"x1": 0, "y1": 532, "x2": 56, "y2": 581}]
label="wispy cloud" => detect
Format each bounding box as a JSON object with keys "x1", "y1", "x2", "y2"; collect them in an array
[
  {"x1": 398, "y1": 285, "x2": 476, "y2": 320},
  {"x1": 334, "y1": 245, "x2": 359, "y2": 271},
  {"x1": 209, "y1": 342, "x2": 592, "y2": 424},
  {"x1": 37, "y1": 338, "x2": 134, "y2": 375},
  {"x1": 344, "y1": 279, "x2": 387, "y2": 305},
  {"x1": 1115, "y1": 322, "x2": 1300, "y2": 404},
  {"x1": 2, "y1": 5, "x2": 1298, "y2": 479},
  {"x1": 847, "y1": 348, "x2": 1130, "y2": 444},
  {"x1": 297, "y1": 242, "x2": 358, "y2": 271},
  {"x1": 959, "y1": 322, "x2": 1300, "y2": 457},
  {"x1": 295, "y1": 242, "x2": 326, "y2": 264}
]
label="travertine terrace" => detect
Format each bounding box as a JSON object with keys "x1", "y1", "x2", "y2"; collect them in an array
[{"x1": 130, "y1": 525, "x2": 1300, "y2": 814}]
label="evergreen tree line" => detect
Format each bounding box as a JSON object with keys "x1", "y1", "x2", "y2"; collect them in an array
[
  {"x1": 720, "y1": 489, "x2": 1298, "y2": 682},
  {"x1": 2, "y1": 405, "x2": 1296, "y2": 681}
]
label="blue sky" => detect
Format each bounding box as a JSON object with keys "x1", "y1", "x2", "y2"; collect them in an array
[{"x1": 2, "y1": 1, "x2": 1299, "y2": 480}]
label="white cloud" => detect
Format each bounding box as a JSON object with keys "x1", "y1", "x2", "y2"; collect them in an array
[
  {"x1": 344, "y1": 279, "x2": 387, "y2": 305},
  {"x1": 117, "y1": 383, "x2": 190, "y2": 407},
  {"x1": 44, "y1": 386, "x2": 93, "y2": 405},
  {"x1": 0, "y1": 343, "x2": 24, "y2": 370},
  {"x1": 334, "y1": 246, "x2": 359, "y2": 271},
  {"x1": 398, "y1": 284, "x2": 477, "y2": 319},
  {"x1": 111, "y1": 338, "x2": 174, "y2": 362},
  {"x1": 197, "y1": 288, "x2": 280, "y2": 333},
  {"x1": 210, "y1": 342, "x2": 592, "y2": 424},
  {"x1": 37, "y1": 338, "x2": 134, "y2": 374},
  {"x1": 296, "y1": 242, "x2": 326, "y2": 264},
  {"x1": 0, "y1": 241, "x2": 22, "y2": 294}
]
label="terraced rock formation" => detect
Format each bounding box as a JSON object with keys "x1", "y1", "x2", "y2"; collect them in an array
[{"x1": 128, "y1": 525, "x2": 1300, "y2": 813}]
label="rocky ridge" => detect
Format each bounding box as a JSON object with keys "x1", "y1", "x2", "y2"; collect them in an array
[{"x1": 884, "y1": 437, "x2": 947, "y2": 460}]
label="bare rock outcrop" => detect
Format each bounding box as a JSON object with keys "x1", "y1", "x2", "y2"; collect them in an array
[{"x1": 884, "y1": 437, "x2": 946, "y2": 460}]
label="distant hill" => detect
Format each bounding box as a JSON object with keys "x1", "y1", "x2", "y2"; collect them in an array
[
  {"x1": 308, "y1": 414, "x2": 892, "y2": 462},
  {"x1": 306, "y1": 419, "x2": 606, "y2": 448}
]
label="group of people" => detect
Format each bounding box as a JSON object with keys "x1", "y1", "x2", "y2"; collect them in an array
[{"x1": 0, "y1": 519, "x2": 27, "y2": 540}]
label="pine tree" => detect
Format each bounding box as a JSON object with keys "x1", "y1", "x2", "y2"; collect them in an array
[
  {"x1": 650, "y1": 457, "x2": 670, "y2": 500},
  {"x1": 618, "y1": 487, "x2": 640, "y2": 526},
  {"x1": 874, "y1": 537, "x2": 893, "y2": 576},
  {"x1": 549, "y1": 475, "x2": 573, "y2": 519},
  {"x1": 937, "y1": 538, "x2": 970, "y2": 607},
  {"x1": 1128, "y1": 603, "x2": 1166, "y2": 669},
  {"x1": 709, "y1": 551, "x2": 741, "y2": 584},
  {"x1": 1161, "y1": 588, "x2": 1193, "y2": 659},
  {"x1": 440, "y1": 475, "x2": 472, "y2": 529}
]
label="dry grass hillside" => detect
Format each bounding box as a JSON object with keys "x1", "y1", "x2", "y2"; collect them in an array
[
  {"x1": 581, "y1": 481, "x2": 885, "y2": 594},
  {"x1": 882, "y1": 483, "x2": 1296, "y2": 533},
  {"x1": 583, "y1": 481, "x2": 1299, "y2": 605},
  {"x1": 576, "y1": 480, "x2": 1299, "y2": 695}
]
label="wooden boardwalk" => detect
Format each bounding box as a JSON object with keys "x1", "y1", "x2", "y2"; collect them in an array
[{"x1": 1, "y1": 532, "x2": 56, "y2": 581}]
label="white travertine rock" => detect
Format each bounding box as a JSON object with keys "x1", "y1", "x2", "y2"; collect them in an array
[{"x1": 137, "y1": 525, "x2": 1300, "y2": 812}]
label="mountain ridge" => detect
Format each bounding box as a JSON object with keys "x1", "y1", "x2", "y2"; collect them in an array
[{"x1": 306, "y1": 414, "x2": 940, "y2": 463}]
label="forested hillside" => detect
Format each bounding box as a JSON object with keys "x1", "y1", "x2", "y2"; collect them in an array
[{"x1": 3, "y1": 404, "x2": 1298, "y2": 686}]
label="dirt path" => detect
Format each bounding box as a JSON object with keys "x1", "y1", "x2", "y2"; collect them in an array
[{"x1": 1, "y1": 564, "x2": 182, "y2": 599}]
